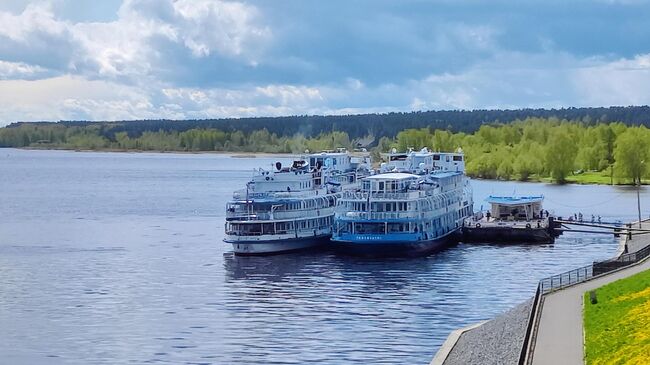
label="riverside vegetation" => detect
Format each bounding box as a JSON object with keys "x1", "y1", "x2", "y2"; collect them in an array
[
  {"x1": 583, "y1": 269, "x2": 650, "y2": 365},
  {"x1": 2, "y1": 116, "x2": 650, "y2": 185}
]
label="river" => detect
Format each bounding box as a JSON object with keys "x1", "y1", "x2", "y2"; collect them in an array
[{"x1": 0, "y1": 149, "x2": 646, "y2": 364}]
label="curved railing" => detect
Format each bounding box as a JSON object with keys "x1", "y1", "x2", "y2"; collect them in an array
[{"x1": 519, "y1": 220, "x2": 650, "y2": 364}]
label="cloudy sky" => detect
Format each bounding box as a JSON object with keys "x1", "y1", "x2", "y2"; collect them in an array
[{"x1": 0, "y1": 0, "x2": 649, "y2": 126}]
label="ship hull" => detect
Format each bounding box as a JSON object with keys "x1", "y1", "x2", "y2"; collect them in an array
[
  {"x1": 225, "y1": 235, "x2": 331, "y2": 255},
  {"x1": 331, "y1": 231, "x2": 458, "y2": 256}
]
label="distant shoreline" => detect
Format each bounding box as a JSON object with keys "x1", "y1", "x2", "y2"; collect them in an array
[
  {"x1": 6, "y1": 146, "x2": 646, "y2": 187},
  {"x1": 12, "y1": 146, "x2": 295, "y2": 158}
]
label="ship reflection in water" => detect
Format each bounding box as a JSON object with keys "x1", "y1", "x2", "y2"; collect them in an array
[{"x1": 219, "y1": 235, "x2": 617, "y2": 364}]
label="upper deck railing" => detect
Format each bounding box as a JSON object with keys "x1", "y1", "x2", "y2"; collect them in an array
[
  {"x1": 464, "y1": 217, "x2": 549, "y2": 229},
  {"x1": 341, "y1": 190, "x2": 437, "y2": 201},
  {"x1": 231, "y1": 187, "x2": 345, "y2": 200},
  {"x1": 336, "y1": 211, "x2": 425, "y2": 221},
  {"x1": 226, "y1": 207, "x2": 335, "y2": 221}
]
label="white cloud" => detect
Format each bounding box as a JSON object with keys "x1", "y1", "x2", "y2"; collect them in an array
[
  {"x1": 255, "y1": 85, "x2": 323, "y2": 105},
  {"x1": 0, "y1": 60, "x2": 48, "y2": 79},
  {"x1": 0, "y1": 2, "x2": 67, "y2": 42},
  {"x1": 0, "y1": 75, "x2": 181, "y2": 122},
  {"x1": 572, "y1": 54, "x2": 650, "y2": 106},
  {"x1": 87, "y1": 0, "x2": 270, "y2": 78},
  {"x1": 0, "y1": 0, "x2": 270, "y2": 81},
  {"x1": 0, "y1": 3, "x2": 79, "y2": 71},
  {"x1": 170, "y1": 0, "x2": 270, "y2": 58}
]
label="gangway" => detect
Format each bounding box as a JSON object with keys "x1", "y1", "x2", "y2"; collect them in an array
[{"x1": 554, "y1": 220, "x2": 650, "y2": 236}]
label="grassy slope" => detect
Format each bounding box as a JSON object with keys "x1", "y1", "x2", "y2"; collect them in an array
[
  {"x1": 565, "y1": 171, "x2": 615, "y2": 185},
  {"x1": 583, "y1": 268, "x2": 650, "y2": 365},
  {"x1": 510, "y1": 171, "x2": 648, "y2": 185}
]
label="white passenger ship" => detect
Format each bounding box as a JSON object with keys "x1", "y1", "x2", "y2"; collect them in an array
[
  {"x1": 225, "y1": 150, "x2": 371, "y2": 255},
  {"x1": 331, "y1": 149, "x2": 473, "y2": 255}
]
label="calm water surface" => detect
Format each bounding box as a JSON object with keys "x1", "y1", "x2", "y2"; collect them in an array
[{"x1": 1, "y1": 149, "x2": 647, "y2": 365}]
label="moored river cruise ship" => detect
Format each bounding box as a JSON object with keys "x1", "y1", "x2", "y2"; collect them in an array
[
  {"x1": 225, "y1": 150, "x2": 371, "y2": 255},
  {"x1": 331, "y1": 150, "x2": 473, "y2": 255}
]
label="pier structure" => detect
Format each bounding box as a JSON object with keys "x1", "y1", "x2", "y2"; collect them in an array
[{"x1": 432, "y1": 219, "x2": 650, "y2": 365}]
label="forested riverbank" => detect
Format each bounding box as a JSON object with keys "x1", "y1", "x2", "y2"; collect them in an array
[{"x1": 2, "y1": 117, "x2": 649, "y2": 185}]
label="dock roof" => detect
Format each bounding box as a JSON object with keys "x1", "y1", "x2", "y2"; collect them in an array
[{"x1": 486, "y1": 195, "x2": 544, "y2": 205}]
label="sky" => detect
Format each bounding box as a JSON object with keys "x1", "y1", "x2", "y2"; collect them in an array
[{"x1": 0, "y1": 0, "x2": 650, "y2": 126}]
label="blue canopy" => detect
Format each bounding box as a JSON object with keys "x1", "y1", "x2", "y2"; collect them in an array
[{"x1": 486, "y1": 195, "x2": 543, "y2": 206}]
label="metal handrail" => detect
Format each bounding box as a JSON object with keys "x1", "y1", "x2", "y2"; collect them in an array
[
  {"x1": 336, "y1": 211, "x2": 429, "y2": 220},
  {"x1": 227, "y1": 208, "x2": 334, "y2": 221},
  {"x1": 538, "y1": 229, "x2": 650, "y2": 294},
  {"x1": 464, "y1": 218, "x2": 549, "y2": 229},
  {"x1": 225, "y1": 225, "x2": 332, "y2": 237},
  {"x1": 539, "y1": 264, "x2": 593, "y2": 293},
  {"x1": 519, "y1": 284, "x2": 542, "y2": 365},
  {"x1": 521, "y1": 223, "x2": 650, "y2": 364}
]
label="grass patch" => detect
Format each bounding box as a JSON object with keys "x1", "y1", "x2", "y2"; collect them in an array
[
  {"x1": 566, "y1": 171, "x2": 614, "y2": 185},
  {"x1": 583, "y1": 268, "x2": 650, "y2": 365}
]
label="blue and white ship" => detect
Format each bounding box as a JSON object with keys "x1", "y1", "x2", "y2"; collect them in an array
[
  {"x1": 331, "y1": 148, "x2": 473, "y2": 255},
  {"x1": 225, "y1": 150, "x2": 371, "y2": 255}
]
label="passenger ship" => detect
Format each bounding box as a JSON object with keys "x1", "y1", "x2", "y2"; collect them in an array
[
  {"x1": 224, "y1": 150, "x2": 370, "y2": 255},
  {"x1": 331, "y1": 148, "x2": 473, "y2": 255}
]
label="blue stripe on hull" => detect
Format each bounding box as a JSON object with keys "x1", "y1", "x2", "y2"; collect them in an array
[
  {"x1": 331, "y1": 233, "x2": 458, "y2": 257},
  {"x1": 226, "y1": 235, "x2": 331, "y2": 255}
]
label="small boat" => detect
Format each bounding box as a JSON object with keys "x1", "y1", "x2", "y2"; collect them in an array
[{"x1": 462, "y1": 196, "x2": 561, "y2": 244}]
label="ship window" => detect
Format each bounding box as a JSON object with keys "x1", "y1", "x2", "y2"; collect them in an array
[
  {"x1": 379, "y1": 182, "x2": 384, "y2": 191},
  {"x1": 453, "y1": 156, "x2": 463, "y2": 161},
  {"x1": 355, "y1": 223, "x2": 384, "y2": 234},
  {"x1": 433, "y1": 155, "x2": 441, "y2": 160}
]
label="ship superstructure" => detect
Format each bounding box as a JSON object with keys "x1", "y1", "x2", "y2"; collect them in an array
[
  {"x1": 225, "y1": 150, "x2": 370, "y2": 254},
  {"x1": 332, "y1": 150, "x2": 473, "y2": 255}
]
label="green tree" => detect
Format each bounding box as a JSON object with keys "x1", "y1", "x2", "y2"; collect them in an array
[
  {"x1": 614, "y1": 127, "x2": 650, "y2": 184},
  {"x1": 545, "y1": 130, "x2": 578, "y2": 183}
]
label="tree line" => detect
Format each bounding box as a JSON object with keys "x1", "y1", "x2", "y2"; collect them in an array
[
  {"x1": 390, "y1": 119, "x2": 649, "y2": 184},
  {"x1": 4, "y1": 105, "x2": 650, "y2": 141},
  {"x1": 1, "y1": 115, "x2": 650, "y2": 184},
  {"x1": 0, "y1": 123, "x2": 356, "y2": 154}
]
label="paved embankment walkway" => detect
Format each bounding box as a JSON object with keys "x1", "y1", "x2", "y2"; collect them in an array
[{"x1": 531, "y1": 222, "x2": 650, "y2": 365}]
